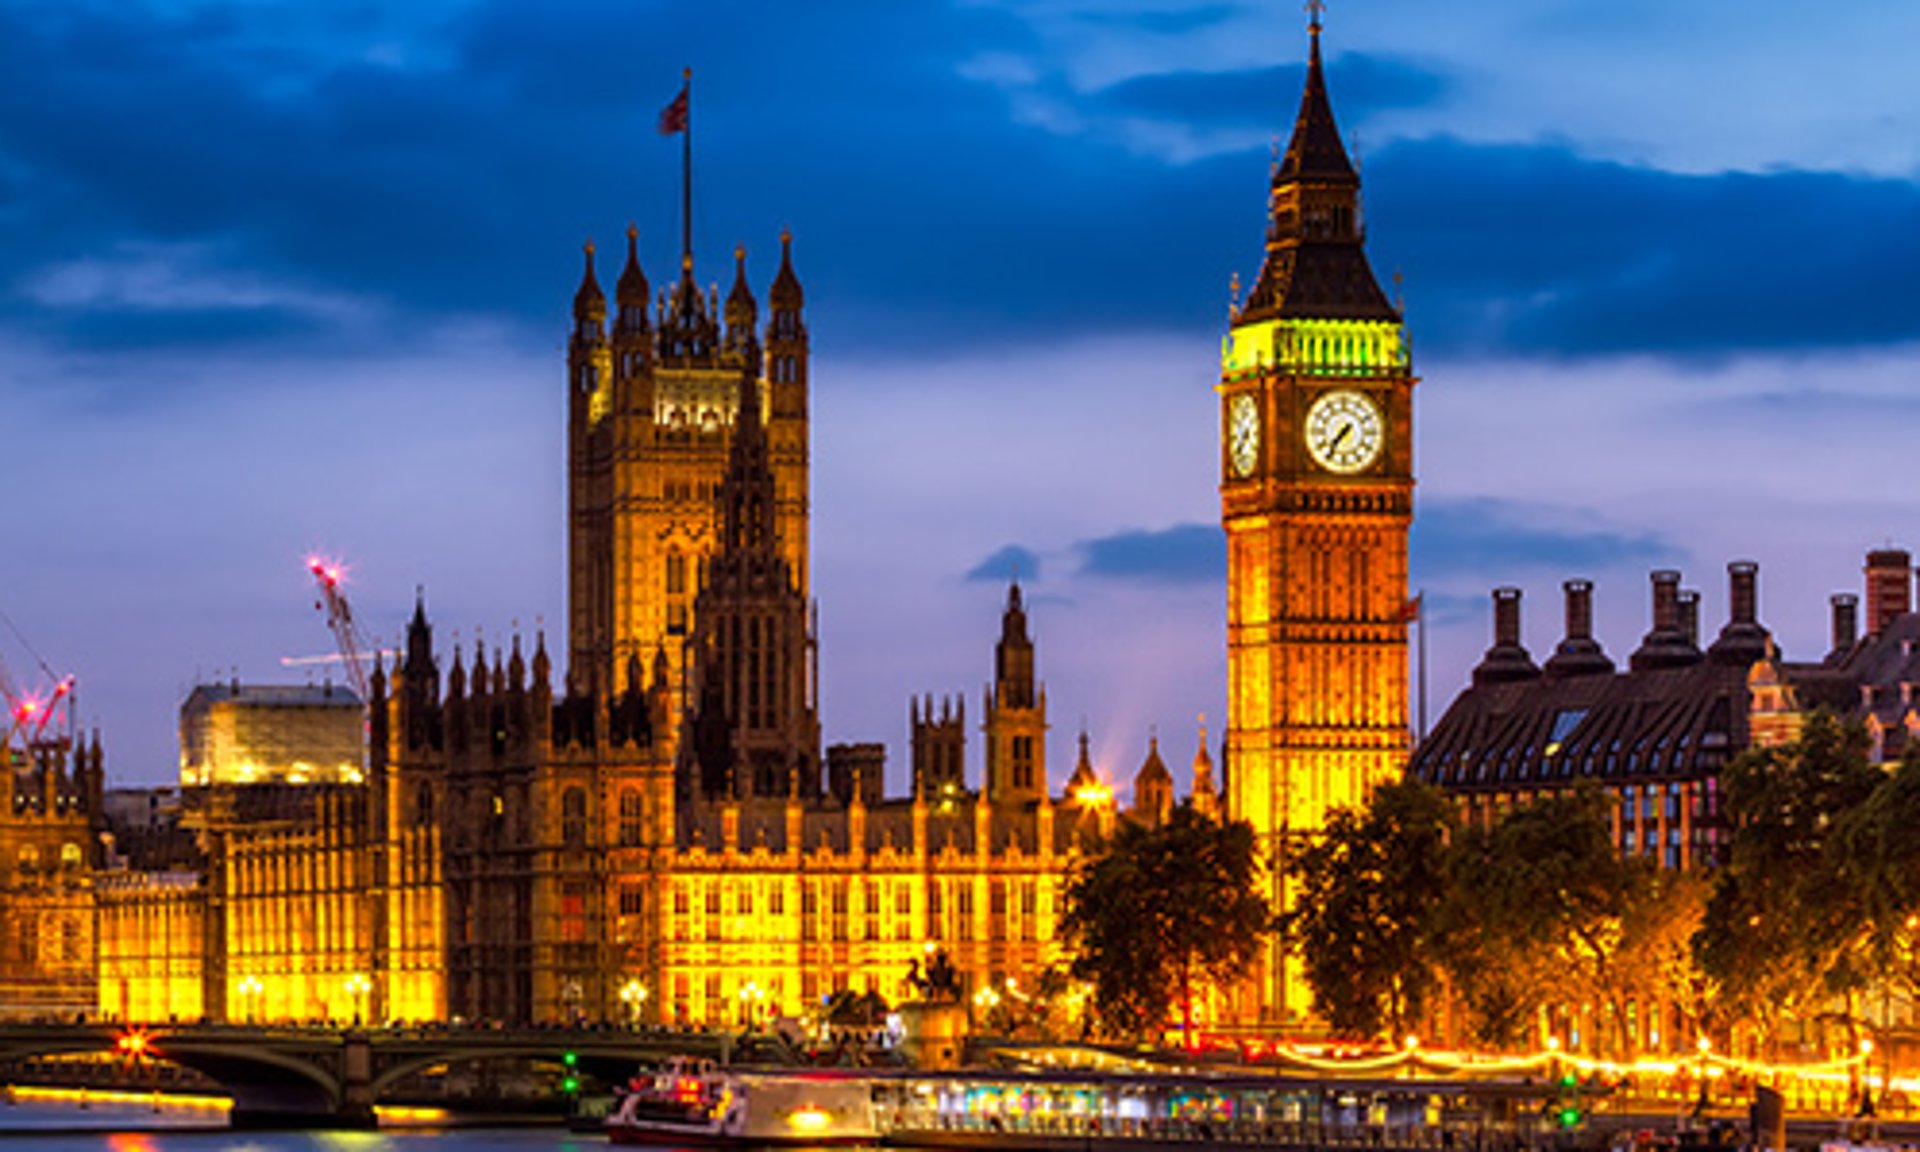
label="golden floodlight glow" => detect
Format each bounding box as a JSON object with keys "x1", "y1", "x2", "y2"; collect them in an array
[{"x1": 787, "y1": 1106, "x2": 831, "y2": 1132}]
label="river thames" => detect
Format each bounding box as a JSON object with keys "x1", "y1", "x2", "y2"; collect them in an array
[{"x1": 0, "y1": 1097, "x2": 625, "y2": 1152}]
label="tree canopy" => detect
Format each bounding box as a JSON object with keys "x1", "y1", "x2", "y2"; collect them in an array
[
  {"x1": 1059, "y1": 801, "x2": 1272, "y2": 1041},
  {"x1": 1284, "y1": 777, "x2": 1453, "y2": 1040},
  {"x1": 1694, "y1": 713, "x2": 1915, "y2": 1047}
]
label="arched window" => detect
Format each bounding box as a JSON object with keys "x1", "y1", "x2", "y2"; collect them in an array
[
  {"x1": 561, "y1": 787, "x2": 588, "y2": 848},
  {"x1": 415, "y1": 782, "x2": 434, "y2": 825},
  {"x1": 60, "y1": 843, "x2": 82, "y2": 869}
]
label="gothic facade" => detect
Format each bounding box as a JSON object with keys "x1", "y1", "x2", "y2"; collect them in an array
[{"x1": 0, "y1": 735, "x2": 102, "y2": 1019}]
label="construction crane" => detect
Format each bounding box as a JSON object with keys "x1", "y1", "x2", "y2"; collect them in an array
[
  {"x1": 306, "y1": 555, "x2": 372, "y2": 703},
  {"x1": 0, "y1": 607, "x2": 75, "y2": 757}
]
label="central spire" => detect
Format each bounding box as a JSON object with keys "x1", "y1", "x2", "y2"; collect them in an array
[{"x1": 1233, "y1": 12, "x2": 1397, "y2": 326}]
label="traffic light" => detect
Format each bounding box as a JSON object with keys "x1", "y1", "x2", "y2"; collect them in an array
[
  {"x1": 561, "y1": 1051, "x2": 580, "y2": 1096},
  {"x1": 562, "y1": 1075, "x2": 580, "y2": 1095},
  {"x1": 1553, "y1": 1072, "x2": 1583, "y2": 1129}
]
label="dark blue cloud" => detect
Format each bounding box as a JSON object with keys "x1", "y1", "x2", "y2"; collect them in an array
[
  {"x1": 1411, "y1": 497, "x2": 1677, "y2": 582},
  {"x1": 0, "y1": 1, "x2": 1915, "y2": 367},
  {"x1": 1365, "y1": 140, "x2": 1920, "y2": 357},
  {"x1": 1076, "y1": 524, "x2": 1223, "y2": 584},
  {"x1": 1093, "y1": 55, "x2": 1449, "y2": 128},
  {"x1": 965, "y1": 544, "x2": 1041, "y2": 583}
]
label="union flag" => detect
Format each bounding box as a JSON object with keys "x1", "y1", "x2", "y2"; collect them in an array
[{"x1": 658, "y1": 87, "x2": 689, "y2": 135}]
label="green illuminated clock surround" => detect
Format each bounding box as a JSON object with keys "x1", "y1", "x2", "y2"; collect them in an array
[
  {"x1": 1303, "y1": 388, "x2": 1383, "y2": 474},
  {"x1": 1228, "y1": 392, "x2": 1259, "y2": 478}
]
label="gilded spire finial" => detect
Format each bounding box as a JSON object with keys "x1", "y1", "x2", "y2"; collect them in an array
[{"x1": 1306, "y1": 0, "x2": 1326, "y2": 33}]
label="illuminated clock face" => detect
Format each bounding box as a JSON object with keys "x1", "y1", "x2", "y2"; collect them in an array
[
  {"x1": 1228, "y1": 393, "x2": 1259, "y2": 478},
  {"x1": 1304, "y1": 389, "x2": 1384, "y2": 473}
]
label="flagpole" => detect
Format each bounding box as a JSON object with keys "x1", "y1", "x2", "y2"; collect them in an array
[
  {"x1": 681, "y1": 67, "x2": 693, "y2": 268},
  {"x1": 1416, "y1": 587, "x2": 1428, "y2": 746}
]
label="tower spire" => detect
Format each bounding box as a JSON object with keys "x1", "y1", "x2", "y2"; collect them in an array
[{"x1": 1234, "y1": 14, "x2": 1395, "y2": 325}]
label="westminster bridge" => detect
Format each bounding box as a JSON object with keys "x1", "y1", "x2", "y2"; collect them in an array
[{"x1": 0, "y1": 1020, "x2": 752, "y2": 1128}]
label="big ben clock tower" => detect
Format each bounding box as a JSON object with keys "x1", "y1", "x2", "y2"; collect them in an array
[{"x1": 1221, "y1": 11, "x2": 1414, "y2": 1023}]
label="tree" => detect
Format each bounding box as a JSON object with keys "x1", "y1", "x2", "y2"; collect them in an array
[
  {"x1": 1695, "y1": 713, "x2": 1884, "y2": 1049},
  {"x1": 1437, "y1": 791, "x2": 1610, "y2": 1049},
  {"x1": 1060, "y1": 801, "x2": 1273, "y2": 1042},
  {"x1": 1284, "y1": 778, "x2": 1454, "y2": 1041},
  {"x1": 1436, "y1": 786, "x2": 1690, "y2": 1058},
  {"x1": 1847, "y1": 745, "x2": 1920, "y2": 1010}
]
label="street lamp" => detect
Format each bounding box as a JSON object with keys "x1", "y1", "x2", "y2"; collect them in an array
[
  {"x1": 620, "y1": 979, "x2": 649, "y2": 1028},
  {"x1": 1695, "y1": 1035, "x2": 1713, "y2": 1118},
  {"x1": 343, "y1": 973, "x2": 371, "y2": 1027},
  {"x1": 238, "y1": 975, "x2": 264, "y2": 1024},
  {"x1": 739, "y1": 981, "x2": 765, "y2": 1029}
]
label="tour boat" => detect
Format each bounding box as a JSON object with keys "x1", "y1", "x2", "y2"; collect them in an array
[{"x1": 604, "y1": 1059, "x2": 877, "y2": 1147}]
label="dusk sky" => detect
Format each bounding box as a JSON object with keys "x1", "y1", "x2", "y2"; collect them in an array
[{"x1": 3, "y1": 0, "x2": 1918, "y2": 791}]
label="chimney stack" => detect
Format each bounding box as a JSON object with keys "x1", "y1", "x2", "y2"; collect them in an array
[
  {"x1": 1677, "y1": 589, "x2": 1701, "y2": 649},
  {"x1": 1543, "y1": 579, "x2": 1614, "y2": 678},
  {"x1": 1495, "y1": 587, "x2": 1522, "y2": 648},
  {"x1": 1708, "y1": 560, "x2": 1770, "y2": 667},
  {"x1": 1632, "y1": 569, "x2": 1702, "y2": 672},
  {"x1": 1472, "y1": 587, "x2": 1540, "y2": 686},
  {"x1": 1865, "y1": 548, "x2": 1913, "y2": 635},
  {"x1": 1652, "y1": 569, "x2": 1681, "y2": 633},
  {"x1": 1831, "y1": 593, "x2": 1860, "y2": 656}
]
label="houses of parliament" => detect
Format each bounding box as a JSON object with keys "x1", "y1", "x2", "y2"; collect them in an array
[{"x1": 1, "y1": 20, "x2": 1416, "y2": 1030}]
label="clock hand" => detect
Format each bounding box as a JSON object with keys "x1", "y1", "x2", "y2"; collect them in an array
[{"x1": 1331, "y1": 423, "x2": 1353, "y2": 449}]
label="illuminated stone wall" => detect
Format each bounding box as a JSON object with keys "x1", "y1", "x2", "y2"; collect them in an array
[
  {"x1": 650, "y1": 797, "x2": 1074, "y2": 1027},
  {"x1": 188, "y1": 783, "x2": 383, "y2": 1024},
  {"x1": 96, "y1": 870, "x2": 203, "y2": 1023}
]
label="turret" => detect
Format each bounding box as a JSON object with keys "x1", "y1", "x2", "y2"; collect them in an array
[
  {"x1": 658, "y1": 253, "x2": 719, "y2": 364},
  {"x1": 766, "y1": 229, "x2": 808, "y2": 385},
  {"x1": 1132, "y1": 736, "x2": 1173, "y2": 828},
  {"x1": 1190, "y1": 718, "x2": 1218, "y2": 819},
  {"x1": 614, "y1": 225, "x2": 651, "y2": 340},
  {"x1": 571, "y1": 241, "x2": 606, "y2": 346},
  {"x1": 530, "y1": 631, "x2": 553, "y2": 747},
  {"x1": 984, "y1": 580, "x2": 1046, "y2": 804},
  {"x1": 724, "y1": 246, "x2": 758, "y2": 357}
]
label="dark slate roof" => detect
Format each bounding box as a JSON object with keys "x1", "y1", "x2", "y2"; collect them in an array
[
  {"x1": 1410, "y1": 659, "x2": 1748, "y2": 791},
  {"x1": 1277, "y1": 28, "x2": 1357, "y2": 185},
  {"x1": 1238, "y1": 246, "x2": 1398, "y2": 323}
]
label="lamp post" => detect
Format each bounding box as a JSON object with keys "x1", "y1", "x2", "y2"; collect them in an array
[
  {"x1": 739, "y1": 981, "x2": 765, "y2": 1030},
  {"x1": 344, "y1": 973, "x2": 371, "y2": 1028},
  {"x1": 238, "y1": 975, "x2": 263, "y2": 1024},
  {"x1": 620, "y1": 979, "x2": 649, "y2": 1029},
  {"x1": 1695, "y1": 1035, "x2": 1712, "y2": 1120}
]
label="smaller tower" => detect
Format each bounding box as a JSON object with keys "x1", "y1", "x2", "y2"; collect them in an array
[
  {"x1": 983, "y1": 581, "x2": 1047, "y2": 805},
  {"x1": 1190, "y1": 717, "x2": 1219, "y2": 820},
  {"x1": 1132, "y1": 736, "x2": 1174, "y2": 828},
  {"x1": 911, "y1": 695, "x2": 966, "y2": 801}
]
